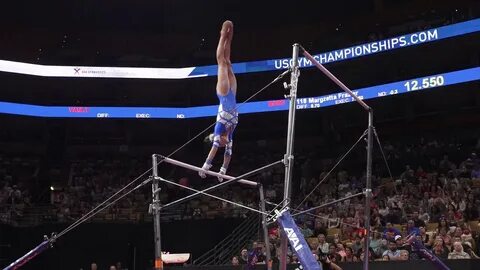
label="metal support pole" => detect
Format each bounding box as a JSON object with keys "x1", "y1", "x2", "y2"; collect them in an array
[
  {"x1": 259, "y1": 185, "x2": 272, "y2": 270},
  {"x1": 3, "y1": 237, "x2": 52, "y2": 270},
  {"x1": 280, "y1": 43, "x2": 300, "y2": 270},
  {"x1": 363, "y1": 111, "x2": 373, "y2": 270},
  {"x1": 151, "y1": 154, "x2": 163, "y2": 270}
]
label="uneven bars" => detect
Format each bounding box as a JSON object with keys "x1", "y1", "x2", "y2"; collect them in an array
[
  {"x1": 156, "y1": 155, "x2": 258, "y2": 186},
  {"x1": 300, "y1": 46, "x2": 371, "y2": 111}
]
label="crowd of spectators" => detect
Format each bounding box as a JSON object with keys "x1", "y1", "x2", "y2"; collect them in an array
[
  {"x1": 230, "y1": 133, "x2": 480, "y2": 266},
  {"x1": 2, "y1": 128, "x2": 480, "y2": 270},
  {"x1": 0, "y1": 150, "x2": 274, "y2": 225},
  {"x1": 0, "y1": 156, "x2": 37, "y2": 224},
  {"x1": 2, "y1": 131, "x2": 479, "y2": 270},
  {"x1": 1, "y1": 131, "x2": 480, "y2": 230}
]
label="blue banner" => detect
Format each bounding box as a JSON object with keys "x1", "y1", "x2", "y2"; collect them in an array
[
  {"x1": 189, "y1": 19, "x2": 480, "y2": 77},
  {"x1": 0, "y1": 19, "x2": 478, "y2": 79},
  {"x1": 276, "y1": 209, "x2": 321, "y2": 270},
  {"x1": 0, "y1": 67, "x2": 478, "y2": 119}
]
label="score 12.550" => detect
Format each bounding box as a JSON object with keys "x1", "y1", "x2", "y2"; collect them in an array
[{"x1": 404, "y1": 75, "x2": 445, "y2": 91}]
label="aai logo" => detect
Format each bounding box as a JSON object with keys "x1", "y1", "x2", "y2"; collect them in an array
[{"x1": 284, "y1": 227, "x2": 303, "y2": 251}]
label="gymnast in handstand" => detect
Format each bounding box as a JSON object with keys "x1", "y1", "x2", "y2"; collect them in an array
[{"x1": 199, "y1": 20, "x2": 238, "y2": 182}]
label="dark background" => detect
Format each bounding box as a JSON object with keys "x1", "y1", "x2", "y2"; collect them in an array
[
  {"x1": 0, "y1": 0, "x2": 479, "y2": 269},
  {"x1": 0, "y1": 219, "x2": 243, "y2": 270}
]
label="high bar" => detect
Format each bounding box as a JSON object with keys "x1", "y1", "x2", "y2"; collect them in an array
[
  {"x1": 300, "y1": 46, "x2": 371, "y2": 112},
  {"x1": 156, "y1": 155, "x2": 258, "y2": 187}
]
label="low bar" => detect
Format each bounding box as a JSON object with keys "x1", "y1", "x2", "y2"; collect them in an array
[{"x1": 156, "y1": 155, "x2": 258, "y2": 187}]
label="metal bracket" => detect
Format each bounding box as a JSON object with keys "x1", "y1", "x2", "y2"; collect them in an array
[
  {"x1": 283, "y1": 155, "x2": 293, "y2": 167},
  {"x1": 271, "y1": 207, "x2": 289, "y2": 223},
  {"x1": 363, "y1": 188, "x2": 373, "y2": 198},
  {"x1": 44, "y1": 232, "x2": 57, "y2": 248},
  {"x1": 266, "y1": 199, "x2": 291, "y2": 224},
  {"x1": 149, "y1": 201, "x2": 162, "y2": 214}
]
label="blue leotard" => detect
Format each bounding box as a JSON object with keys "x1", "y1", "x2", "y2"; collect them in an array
[{"x1": 214, "y1": 89, "x2": 238, "y2": 143}]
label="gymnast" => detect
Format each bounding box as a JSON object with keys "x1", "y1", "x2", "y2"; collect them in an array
[{"x1": 199, "y1": 20, "x2": 238, "y2": 182}]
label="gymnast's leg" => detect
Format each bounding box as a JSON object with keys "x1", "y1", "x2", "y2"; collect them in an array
[
  {"x1": 216, "y1": 20, "x2": 233, "y2": 96},
  {"x1": 217, "y1": 125, "x2": 235, "y2": 182},
  {"x1": 223, "y1": 21, "x2": 237, "y2": 94}
]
